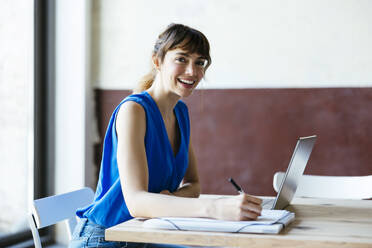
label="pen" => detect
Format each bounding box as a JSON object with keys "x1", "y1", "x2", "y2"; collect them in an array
[{"x1": 228, "y1": 177, "x2": 245, "y2": 194}]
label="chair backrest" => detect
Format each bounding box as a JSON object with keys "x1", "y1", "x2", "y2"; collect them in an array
[
  {"x1": 273, "y1": 172, "x2": 372, "y2": 200},
  {"x1": 28, "y1": 187, "x2": 95, "y2": 248}
]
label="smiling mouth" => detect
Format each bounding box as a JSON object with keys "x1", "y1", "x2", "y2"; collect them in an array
[
  {"x1": 177, "y1": 78, "x2": 195, "y2": 87},
  {"x1": 177, "y1": 78, "x2": 195, "y2": 86}
]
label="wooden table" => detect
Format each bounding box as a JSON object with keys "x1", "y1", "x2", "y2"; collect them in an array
[{"x1": 105, "y1": 196, "x2": 372, "y2": 247}]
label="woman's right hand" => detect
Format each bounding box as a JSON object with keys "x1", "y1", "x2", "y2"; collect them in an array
[{"x1": 211, "y1": 194, "x2": 262, "y2": 221}]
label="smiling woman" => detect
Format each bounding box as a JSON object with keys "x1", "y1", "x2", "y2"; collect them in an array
[
  {"x1": 134, "y1": 23, "x2": 211, "y2": 94},
  {"x1": 69, "y1": 23, "x2": 262, "y2": 248},
  {"x1": 153, "y1": 48, "x2": 206, "y2": 97}
]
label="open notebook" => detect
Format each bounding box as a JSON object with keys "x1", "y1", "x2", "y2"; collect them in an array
[{"x1": 143, "y1": 209, "x2": 294, "y2": 234}]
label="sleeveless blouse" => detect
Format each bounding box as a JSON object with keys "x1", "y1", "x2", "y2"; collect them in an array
[{"x1": 76, "y1": 91, "x2": 190, "y2": 228}]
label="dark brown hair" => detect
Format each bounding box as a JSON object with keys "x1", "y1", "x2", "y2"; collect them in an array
[{"x1": 134, "y1": 23, "x2": 211, "y2": 93}]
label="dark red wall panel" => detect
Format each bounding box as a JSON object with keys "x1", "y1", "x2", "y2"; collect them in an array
[{"x1": 95, "y1": 88, "x2": 372, "y2": 196}]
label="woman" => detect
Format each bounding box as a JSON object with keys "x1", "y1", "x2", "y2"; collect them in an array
[{"x1": 70, "y1": 23, "x2": 262, "y2": 248}]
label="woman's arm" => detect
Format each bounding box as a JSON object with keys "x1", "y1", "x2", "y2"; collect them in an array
[
  {"x1": 116, "y1": 101, "x2": 262, "y2": 220},
  {"x1": 163, "y1": 140, "x2": 200, "y2": 198}
]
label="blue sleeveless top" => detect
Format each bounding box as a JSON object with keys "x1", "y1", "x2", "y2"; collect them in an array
[{"x1": 77, "y1": 91, "x2": 190, "y2": 228}]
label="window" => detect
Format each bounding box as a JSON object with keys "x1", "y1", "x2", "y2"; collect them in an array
[
  {"x1": 0, "y1": 0, "x2": 34, "y2": 240},
  {"x1": 0, "y1": 0, "x2": 55, "y2": 246}
]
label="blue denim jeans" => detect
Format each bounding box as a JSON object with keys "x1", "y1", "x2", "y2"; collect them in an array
[{"x1": 69, "y1": 218, "x2": 190, "y2": 248}]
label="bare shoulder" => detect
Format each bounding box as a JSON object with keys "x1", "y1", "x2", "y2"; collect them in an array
[
  {"x1": 118, "y1": 101, "x2": 145, "y2": 118},
  {"x1": 116, "y1": 101, "x2": 146, "y2": 135}
]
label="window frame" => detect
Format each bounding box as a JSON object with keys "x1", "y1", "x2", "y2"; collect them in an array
[{"x1": 33, "y1": 0, "x2": 56, "y2": 245}]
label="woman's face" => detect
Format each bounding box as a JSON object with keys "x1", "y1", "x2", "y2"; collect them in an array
[{"x1": 156, "y1": 48, "x2": 207, "y2": 98}]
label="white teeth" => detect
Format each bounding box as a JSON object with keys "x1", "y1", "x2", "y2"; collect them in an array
[{"x1": 178, "y1": 79, "x2": 194, "y2": 85}]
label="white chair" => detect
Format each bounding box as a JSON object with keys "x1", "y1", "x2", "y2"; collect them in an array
[
  {"x1": 273, "y1": 171, "x2": 372, "y2": 200},
  {"x1": 28, "y1": 187, "x2": 95, "y2": 248}
]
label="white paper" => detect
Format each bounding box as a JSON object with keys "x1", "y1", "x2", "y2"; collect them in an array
[{"x1": 143, "y1": 209, "x2": 295, "y2": 234}]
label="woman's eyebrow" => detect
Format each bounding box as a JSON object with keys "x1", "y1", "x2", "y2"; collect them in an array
[
  {"x1": 176, "y1": 52, "x2": 190, "y2": 57},
  {"x1": 176, "y1": 52, "x2": 207, "y2": 60}
]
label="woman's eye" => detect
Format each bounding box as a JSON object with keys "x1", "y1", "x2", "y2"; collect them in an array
[
  {"x1": 196, "y1": 60, "x2": 207, "y2": 67},
  {"x1": 176, "y1": 57, "x2": 186, "y2": 63}
]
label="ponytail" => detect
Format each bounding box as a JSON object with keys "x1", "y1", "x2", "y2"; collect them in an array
[{"x1": 133, "y1": 67, "x2": 156, "y2": 94}]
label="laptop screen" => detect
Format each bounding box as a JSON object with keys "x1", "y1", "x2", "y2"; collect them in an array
[{"x1": 273, "y1": 135, "x2": 317, "y2": 210}]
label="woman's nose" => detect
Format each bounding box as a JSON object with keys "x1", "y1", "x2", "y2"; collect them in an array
[{"x1": 185, "y1": 62, "x2": 195, "y2": 75}]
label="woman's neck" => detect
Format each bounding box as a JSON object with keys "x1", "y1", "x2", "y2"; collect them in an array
[{"x1": 146, "y1": 80, "x2": 180, "y2": 119}]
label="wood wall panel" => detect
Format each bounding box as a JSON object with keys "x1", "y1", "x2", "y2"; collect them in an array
[{"x1": 95, "y1": 88, "x2": 372, "y2": 196}]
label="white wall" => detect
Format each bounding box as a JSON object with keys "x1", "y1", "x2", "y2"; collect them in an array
[
  {"x1": 55, "y1": 0, "x2": 93, "y2": 194},
  {"x1": 92, "y1": 0, "x2": 372, "y2": 90},
  {"x1": 55, "y1": 0, "x2": 96, "y2": 244}
]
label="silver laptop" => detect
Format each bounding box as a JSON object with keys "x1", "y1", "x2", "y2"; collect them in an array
[{"x1": 262, "y1": 135, "x2": 317, "y2": 210}]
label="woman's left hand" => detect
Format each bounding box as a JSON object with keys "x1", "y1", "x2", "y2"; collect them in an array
[{"x1": 160, "y1": 190, "x2": 173, "y2": 196}]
